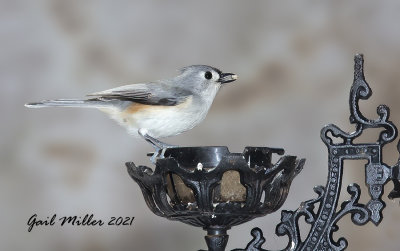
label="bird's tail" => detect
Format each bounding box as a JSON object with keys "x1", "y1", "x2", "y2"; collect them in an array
[{"x1": 25, "y1": 99, "x2": 108, "y2": 109}]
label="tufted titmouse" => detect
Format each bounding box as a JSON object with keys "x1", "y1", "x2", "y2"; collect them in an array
[{"x1": 26, "y1": 65, "x2": 237, "y2": 161}]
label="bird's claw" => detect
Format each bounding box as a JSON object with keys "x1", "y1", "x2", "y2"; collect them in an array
[
  {"x1": 139, "y1": 129, "x2": 178, "y2": 164},
  {"x1": 148, "y1": 146, "x2": 177, "y2": 164}
]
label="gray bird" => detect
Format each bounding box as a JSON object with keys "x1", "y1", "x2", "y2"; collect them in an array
[{"x1": 25, "y1": 65, "x2": 237, "y2": 162}]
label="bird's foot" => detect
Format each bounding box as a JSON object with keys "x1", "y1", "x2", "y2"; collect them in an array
[{"x1": 138, "y1": 129, "x2": 178, "y2": 164}]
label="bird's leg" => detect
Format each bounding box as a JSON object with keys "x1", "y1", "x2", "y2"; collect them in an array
[{"x1": 138, "y1": 129, "x2": 178, "y2": 163}]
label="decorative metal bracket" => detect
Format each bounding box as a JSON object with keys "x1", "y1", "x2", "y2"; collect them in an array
[{"x1": 235, "y1": 54, "x2": 400, "y2": 251}]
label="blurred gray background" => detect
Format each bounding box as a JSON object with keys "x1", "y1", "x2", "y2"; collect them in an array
[{"x1": 2, "y1": 0, "x2": 400, "y2": 250}]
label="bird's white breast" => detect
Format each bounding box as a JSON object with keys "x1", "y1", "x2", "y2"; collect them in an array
[{"x1": 99, "y1": 84, "x2": 220, "y2": 138}]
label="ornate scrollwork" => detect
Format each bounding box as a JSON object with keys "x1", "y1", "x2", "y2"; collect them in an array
[
  {"x1": 232, "y1": 228, "x2": 267, "y2": 251},
  {"x1": 237, "y1": 54, "x2": 400, "y2": 251},
  {"x1": 321, "y1": 55, "x2": 397, "y2": 146}
]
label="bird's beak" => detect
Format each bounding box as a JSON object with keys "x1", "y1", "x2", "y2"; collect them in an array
[{"x1": 218, "y1": 72, "x2": 238, "y2": 84}]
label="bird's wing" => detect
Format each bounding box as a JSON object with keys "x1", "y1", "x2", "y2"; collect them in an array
[{"x1": 87, "y1": 82, "x2": 191, "y2": 106}]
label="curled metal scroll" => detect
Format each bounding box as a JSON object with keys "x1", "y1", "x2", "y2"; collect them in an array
[{"x1": 236, "y1": 54, "x2": 400, "y2": 251}]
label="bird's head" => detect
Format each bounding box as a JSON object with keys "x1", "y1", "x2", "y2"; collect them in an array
[{"x1": 177, "y1": 65, "x2": 237, "y2": 94}]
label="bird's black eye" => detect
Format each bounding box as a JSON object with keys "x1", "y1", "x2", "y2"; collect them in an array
[{"x1": 204, "y1": 71, "x2": 212, "y2": 80}]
